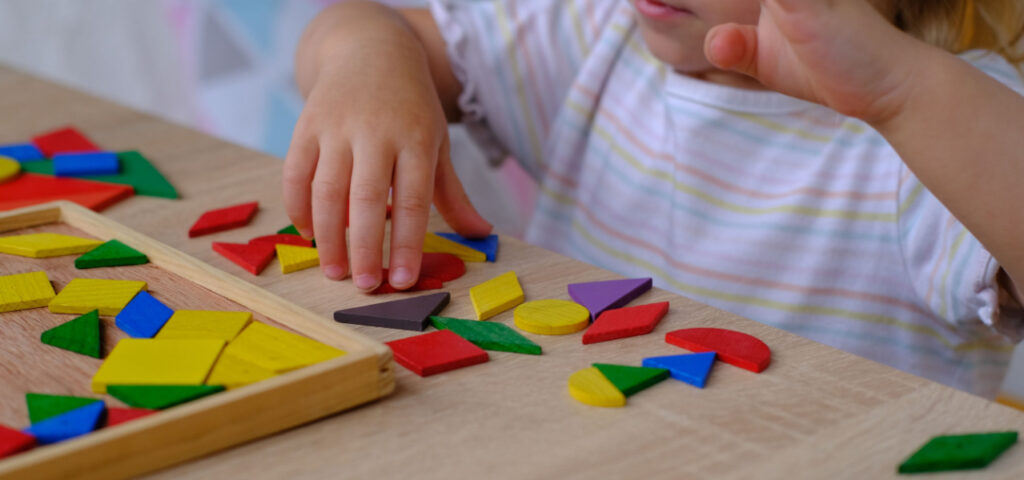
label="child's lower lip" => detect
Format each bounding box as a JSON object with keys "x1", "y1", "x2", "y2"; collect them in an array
[{"x1": 635, "y1": 0, "x2": 693, "y2": 21}]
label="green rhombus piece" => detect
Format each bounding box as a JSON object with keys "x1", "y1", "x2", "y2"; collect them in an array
[
  {"x1": 75, "y1": 239, "x2": 149, "y2": 269},
  {"x1": 106, "y1": 385, "x2": 224, "y2": 410},
  {"x1": 898, "y1": 431, "x2": 1018, "y2": 473},
  {"x1": 40, "y1": 310, "x2": 102, "y2": 358},
  {"x1": 25, "y1": 393, "x2": 102, "y2": 424},
  {"x1": 430, "y1": 316, "x2": 541, "y2": 355}
]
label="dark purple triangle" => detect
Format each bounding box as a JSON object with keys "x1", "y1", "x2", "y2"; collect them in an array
[
  {"x1": 333, "y1": 292, "x2": 450, "y2": 331},
  {"x1": 567, "y1": 277, "x2": 652, "y2": 320}
]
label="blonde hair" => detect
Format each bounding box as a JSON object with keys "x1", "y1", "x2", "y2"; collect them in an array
[{"x1": 895, "y1": 0, "x2": 1024, "y2": 67}]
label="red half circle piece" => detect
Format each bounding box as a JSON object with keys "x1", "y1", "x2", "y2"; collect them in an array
[{"x1": 665, "y1": 328, "x2": 771, "y2": 373}]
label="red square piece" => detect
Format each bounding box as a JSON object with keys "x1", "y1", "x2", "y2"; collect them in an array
[
  {"x1": 0, "y1": 424, "x2": 36, "y2": 459},
  {"x1": 583, "y1": 302, "x2": 669, "y2": 345},
  {"x1": 386, "y1": 330, "x2": 489, "y2": 376},
  {"x1": 188, "y1": 201, "x2": 259, "y2": 237},
  {"x1": 31, "y1": 126, "x2": 102, "y2": 157},
  {"x1": 212, "y1": 241, "x2": 276, "y2": 275},
  {"x1": 105, "y1": 407, "x2": 157, "y2": 427}
]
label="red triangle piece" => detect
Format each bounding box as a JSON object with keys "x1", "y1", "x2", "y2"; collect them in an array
[
  {"x1": 248, "y1": 234, "x2": 313, "y2": 248},
  {"x1": 32, "y1": 126, "x2": 101, "y2": 157},
  {"x1": 386, "y1": 330, "x2": 488, "y2": 376},
  {"x1": 583, "y1": 301, "x2": 669, "y2": 345},
  {"x1": 212, "y1": 241, "x2": 275, "y2": 275},
  {"x1": 372, "y1": 270, "x2": 445, "y2": 294},
  {"x1": 0, "y1": 173, "x2": 134, "y2": 212},
  {"x1": 419, "y1": 252, "x2": 466, "y2": 282},
  {"x1": 665, "y1": 328, "x2": 771, "y2": 373},
  {"x1": 188, "y1": 201, "x2": 259, "y2": 237},
  {"x1": 105, "y1": 407, "x2": 157, "y2": 427},
  {"x1": 0, "y1": 424, "x2": 36, "y2": 459}
]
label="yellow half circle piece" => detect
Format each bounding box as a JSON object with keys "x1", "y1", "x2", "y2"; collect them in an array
[{"x1": 568, "y1": 367, "x2": 626, "y2": 407}]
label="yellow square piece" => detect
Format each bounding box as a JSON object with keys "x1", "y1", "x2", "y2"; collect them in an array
[
  {"x1": 91, "y1": 338, "x2": 226, "y2": 393},
  {"x1": 0, "y1": 271, "x2": 56, "y2": 312},
  {"x1": 206, "y1": 350, "x2": 277, "y2": 389},
  {"x1": 49, "y1": 278, "x2": 147, "y2": 316},
  {"x1": 469, "y1": 271, "x2": 525, "y2": 320},
  {"x1": 0, "y1": 233, "x2": 102, "y2": 258},
  {"x1": 422, "y1": 232, "x2": 486, "y2": 263},
  {"x1": 155, "y1": 310, "x2": 253, "y2": 341},
  {"x1": 224, "y1": 321, "x2": 344, "y2": 373},
  {"x1": 276, "y1": 244, "x2": 319, "y2": 274}
]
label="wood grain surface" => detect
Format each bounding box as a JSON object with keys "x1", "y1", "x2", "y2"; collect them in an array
[{"x1": 2, "y1": 66, "x2": 1023, "y2": 479}]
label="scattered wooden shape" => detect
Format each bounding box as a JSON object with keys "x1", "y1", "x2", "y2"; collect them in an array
[
  {"x1": 385, "y1": 330, "x2": 489, "y2": 376},
  {"x1": 277, "y1": 224, "x2": 300, "y2": 235},
  {"x1": 0, "y1": 232, "x2": 102, "y2": 258},
  {"x1": 115, "y1": 291, "x2": 174, "y2": 338},
  {"x1": 371, "y1": 270, "x2": 444, "y2": 294},
  {"x1": 665, "y1": 327, "x2": 771, "y2": 373},
  {"x1": 205, "y1": 350, "x2": 277, "y2": 389},
  {"x1": 154, "y1": 310, "x2": 252, "y2": 341},
  {"x1": 469, "y1": 271, "x2": 524, "y2": 320},
  {"x1": 224, "y1": 321, "x2": 345, "y2": 373},
  {"x1": 0, "y1": 424, "x2": 35, "y2": 459},
  {"x1": 211, "y1": 241, "x2": 275, "y2": 275},
  {"x1": 106, "y1": 385, "x2": 224, "y2": 410},
  {"x1": 90, "y1": 338, "x2": 226, "y2": 393},
  {"x1": 431, "y1": 315, "x2": 542, "y2": 355},
  {"x1": 0, "y1": 143, "x2": 45, "y2": 162},
  {"x1": 0, "y1": 156, "x2": 19, "y2": 184},
  {"x1": 74, "y1": 239, "x2": 149, "y2": 269},
  {"x1": 40, "y1": 310, "x2": 101, "y2": 358},
  {"x1": 24, "y1": 151, "x2": 181, "y2": 199},
  {"x1": 642, "y1": 352, "x2": 717, "y2": 389},
  {"x1": 0, "y1": 271, "x2": 56, "y2": 312},
  {"x1": 568, "y1": 277, "x2": 652, "y2": 321},
  {"x1": 435, "y1": 232, "x2": 498, "y2": 262},
  {"x1": 31, "y1": 126, "x2": 101, "y2": 157},
  {"x1": 276, "y1": 244, "x2": 320, "y2": 274},
  {"x1": 334, "y1": 292, "x2": 450, "y2": 331},
  {"x1": 422, "y1": 232, "x2": 486, "y2": 262},
  {"x1": 899, "y1": 431, "x2": 1018, "y2": 473},
  {"x1": 0, "y1": 173, "x2": 134, "y2": 212},
  {"x1": 592, "y1": 363, "x2": 669, "y2": 397},
  {"x1": 513, "y1": 299, "x2": 589, "y2": 335},
  {"x1": 48, "y1": 278, "x2": 147, "y2": 316},
  {"x1": 22, "y1": 402, "x2": 104, "y2": 445},
  {"x1": 582, "y1": 301, "x2": 669, "y2": 345},
  {"x1": 248, "y1": 234, "x2": 313, "y2": 248},
  {"x1": 105, "y1": 407, "x2": 157, "y2": 428},
  {"x1": 25, "y1": 393, "x2": 102, "y2": 424},
  {"x1": 52, "y1": 152, "x2": 120, "y2": 177},
  {"x1": 188, "y1": 201, "x2": 259, "y2": 237},
  {"x1": 419, "y1": 252, "x2": 466, "y2": 282},
  {"x1": 567, "y1": 367, "x2": 626, "y2": 408}
]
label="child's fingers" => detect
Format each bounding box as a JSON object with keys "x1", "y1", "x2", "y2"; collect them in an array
[
  {"x1": 433, "y1": 136, "x2": 493, "y2": 238},
  {"x1": 347, "y1": 144, "x2": 396, "y2": 291},
  {"x1": 704, "y1": 23, "x2": 760, "y2": 78},
  {"x1": 282, "y1": 132, "x2": 319, "y2": 239},
  {"x1": 311, "y1": 145, "x2": 354, "y2": 281},
  {"x1": 387, "y1": 147, "x2": 436, "y2": 289}
]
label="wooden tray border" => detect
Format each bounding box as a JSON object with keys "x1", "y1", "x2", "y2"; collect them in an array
[{"x1": 0, "y1": 202, "x2": 395, "y2": 479}]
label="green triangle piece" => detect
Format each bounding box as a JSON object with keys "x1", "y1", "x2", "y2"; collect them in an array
[
  {"x1": 898, "y1": 431, "x2": 1018, "y2": 473},
  {"x1": 25, "y1": 393, "x2": 102, "y2": 424},
  {"x1": 593, "y1": 363, "x2": 670, "y2": 397},
  {"x1": 74, "y1": 239, "x2": 149, "y2": 269},
  {"x1": 40, "y1": 310, "x2": 102, "y2": 358},
  {"x1": 20, "y1": 151, "x2": 178, "y2": 198},
  {"x1": 430, "y1": 316, "x2": 541, "y2": 355},
  {"x1": 106, "y1": 385, "x2": 224, "y2": 410}
]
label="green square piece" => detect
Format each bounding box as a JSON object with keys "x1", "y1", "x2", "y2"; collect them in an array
[
  {"x1": 430, "y1": 316, "x2": 542, "y2": 355},
  {"x1": 898, "y1": 431, "x2": 1017, "y2": 474}
]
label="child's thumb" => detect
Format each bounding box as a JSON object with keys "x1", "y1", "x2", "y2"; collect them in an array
[{"x1": 704, "y1": 23, "x2": 760, "y2": 78}]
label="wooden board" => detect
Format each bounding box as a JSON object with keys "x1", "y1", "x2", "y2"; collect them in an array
[{"x1": 0, "y1": 202, "x2": 394, "y2": 479}]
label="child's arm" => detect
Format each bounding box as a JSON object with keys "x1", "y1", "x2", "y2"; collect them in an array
[
  {"x1": 286, "y1": 2, "x2": 491, "y2": 290},
  {"x1": 705, "y1": 0, "x2": 1024, "y2": 292}
]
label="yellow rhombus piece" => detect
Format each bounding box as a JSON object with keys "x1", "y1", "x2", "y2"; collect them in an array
[
  {"x1": 49, "y1": 278, "x2": 147, "y2": 316},
  {"x1": 224, "y1": 321, "x2": 345, "y2": 373},
  {"x1": 422, "y1": 232, "x2": 486, "y2": 262},
  {"x1": 0, "y1": 233, "x2": 102, "y2": 258},
  {"x1": 91, "y1": 338, "x2": 226, "y2": 393},
  {"x1": 276, "y1": 244, "x2": 319, "y2": 274},
  {"x1": 0, "y1": 271, "x2": 56, "y2": 313},
  {"x1": 155, "y1": 310, "x2": 253, "y2": 341},
  {"x1": 206, "y1": 350, "x2": 277, "y2": 389},
  {"x1": 469, "y1": 271, "x2": 525, "y2": 320},
  {"x1": 568, "y1": 367, "x2": 626, "y2": 408}
]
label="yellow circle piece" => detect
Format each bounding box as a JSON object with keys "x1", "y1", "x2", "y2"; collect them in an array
[
  {"x1": 568, "y1": 367, "x2": 625, "y2": 407},
  {"x1": 0, "y1": 156, "x2": 20, "y2": 184},
  {"x1": 513, "y1": 299, "x2": 589, "y2": 335}
]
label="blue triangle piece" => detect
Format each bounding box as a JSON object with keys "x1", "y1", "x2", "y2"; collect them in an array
[
  {"x1": 23, "y1": 401, "x2": 104, "y2": 445},
  {"x1": 642, "y1": 352, "x2": 716, "y2": 388},
  {"x1": 567, "y1": 277, "x2": 652, "y2": 320},
  {"x1": 435, "y1": 233, "x2": 498, "y2": 262},
  {"x1": 115, "y1": 291, "x2": 174, "y2": 338}
]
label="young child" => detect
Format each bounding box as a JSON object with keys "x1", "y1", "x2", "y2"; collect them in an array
[{"x1": 284, "y1": 0, "x2": 1024, "y2": 398}]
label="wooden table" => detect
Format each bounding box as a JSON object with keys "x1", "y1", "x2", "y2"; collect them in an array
[{"x1": 2, "y1": 66, "x2": 1023, "y2": 479}]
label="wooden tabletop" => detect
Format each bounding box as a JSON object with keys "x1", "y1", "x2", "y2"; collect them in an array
[{"x1": 3, "y1": 65, "x2": 1023, "y2": 479}]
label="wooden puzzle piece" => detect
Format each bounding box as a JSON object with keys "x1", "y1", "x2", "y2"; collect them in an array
[
  {"x1": 188, "y1": 201, "x2": 259, "y2": 237},
  {"x1": 422, "y1": 232, "x2": 486, "y2": 262},
  {"x1": 276, "y1": 244, "x2": 320, "y2": 273},
  {"x1": 583, "y1": 302, "x2": 669, "y2": 345},
  {"x1": 74, "y1": 239, "x2": 149, "y2": 269},
  {"x1": 276, "y1": 224, "x2": 316, "y2": 246},
  {"x1": 469, "y1": 271, "x2": 525, "y2": 320},
  {"x1": 224, "y1": 321, "x2": 345, "y2": 373},
  {"x1": 52, "y1": 152, "x2": 120, "y2": 177},
  {"x1": 212, "y1": 241, "x2": 276, "y2": 275},
  {"x1": 105, "y1": 407, "x2": 157, "y2": 428},
  {"x1": 40, "y1": 310, "x2": 102, "y2": 358},
  {"x1": 205, "y1": 350, "x2": 277, "y2": 389},
  {"x1": 154, "y1": 310, "x2": 252, "y2": 341},
  {"x1": 22, "y1": 401, "x2": 104, "y2": 445},
  {"x1": 665, "y1": 327, "x2": 771, "y2": 373},
  {"x1": 0, "y1": 232, "x2": 102, "y2": 258},
  {"x1": 419, "y1": 252, "x2": 466, "y2": 282},
  {"x1": 115, "y1": 291, "x2": 174, "y2": 338},
  {"x1": 49, "y1": 278, "x2": 147, "y2": 316},
  {"x1": 334, "y1": 292, "x2": 450, "y2": 331},
  {"x1": 513, "y1": 299, "x2": 589, "y2": 335},
  {"x1": 898, "y1": 431, "x2": 1018, "y2": 473},
  {"x1": 91, "y1": 338, "x2": 226, "y2": 393},
  {"x1": 592, "y1": 364, "x2": 669, "y2": 397},
  {"x1": 0, "y1": 424, "x2": 35, "y2": 459},
  {"x1": 568, "y1": 367, "x2": 626, "y2": 408},
  {"x1": 642, "y1": 352, "x2": 717, "y2": 389},
  {"x1": 0, "y1": 173, "x2": 134, "y2": 212},
  {"x1": 106, "y1": 385, "x2": 224, "y2": 410},
  {"x1": 24, "y1": 151, "x2": 181, "y2": 199},
  {"x1": 0, "y1": 156, "x2": 19, "y2": 184},
  {"x1": 435, "y1": 232, "x2": 498, "y2": 262},
  {"x1": 249, "y1": 234, "x2": 314, "y2": 248},
  {"x1": 385, "y1": 330, "x2": 489, "y2": 377},
  {"x1": 371, "y1": 269, "x2": 444, "y2": 294},
  {"x1": 31, "y1": 126, "x2": 101, "y2": 157},
  {"x1": 0, "y1": 143, "x2": 45, "y2": 161},
  {"x1": 568, "y1": 277, "x2": 652, "y2": 321},
  {"x1": 431, "y1": 316, "x2": 542, "y2": 355},
  {"x1": 25, "y1": 393, "x2": 102, "y2": 424},
  {"x1": 0, "y1": 271, "x2": 56, "y2": 312}
]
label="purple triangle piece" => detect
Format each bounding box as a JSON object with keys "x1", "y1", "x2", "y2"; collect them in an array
[
  {"x1": 333, "y1": 292, "x2": 450, "y2": 331},
  {"x1": 567, "y1": 277, "x2": 652, "y2": 320}
]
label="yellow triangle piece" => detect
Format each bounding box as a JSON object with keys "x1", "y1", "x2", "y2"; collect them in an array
[
  {"x1": 276, "y1": 244, "x2": 319, "y2": 274},
  {"x1": 469, "y1": 271, "x2": 525, "y2": 320},
  {"x1": 49, "y1": 278, "x2": 147, "y2": 316},
  {"x1": 513, "y1": 299, "x2": 589, "y2": 335},
  {"x1": 423, "y1": 232, "x2": 486, "y2": 262},
  {"x1": 0, "y1": 156, "x2": 19, "y2": 183},
  {"x1": 155, "y1": 310, "x2": 253, "y2": 341},
  {"x1": 0, "y1": 271, "x2": 56, "y2": 312},
  {"x1": 223, "y1": 322, "x2": 344, "y2": 373},
  {"x1": 0, "y1": 233, "x2": 103, "y2": 258},
  {"x1": 568, "y1": 367, "x2": 626, "y2": 407},
  {"x1": 91, "y1": 338, "x2": 226, "y2": 393},
  {"x1": 206, "y1": 350, "x2": 277, "y2": 389}
]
